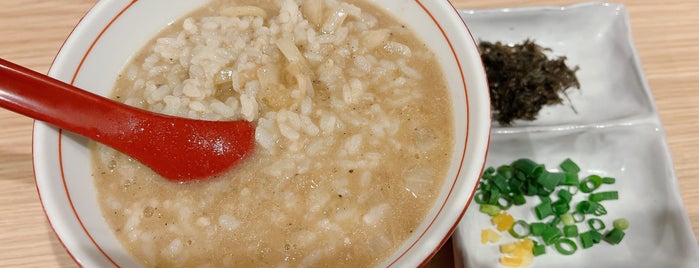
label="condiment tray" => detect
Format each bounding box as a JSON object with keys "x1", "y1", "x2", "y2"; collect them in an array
[{"x1": 453, "y1": 2, "x2": 699, "y2": 267}]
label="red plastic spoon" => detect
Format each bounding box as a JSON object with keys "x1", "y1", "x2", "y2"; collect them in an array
[{"x1": 0, "y1": 58, "x2": 255, "y2": 183}]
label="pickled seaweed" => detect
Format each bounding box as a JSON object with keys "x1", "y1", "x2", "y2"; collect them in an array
[{"x1": 479, "y1": 40, "x2": 580, "y2": 125}]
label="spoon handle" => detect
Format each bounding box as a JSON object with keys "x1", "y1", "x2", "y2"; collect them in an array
[
  {"x1": 0, "y1": 57, "x2": 257, "y2": 182},
  {"x1": 0, "y1": 58, "x2": 141, "y2": 141}
]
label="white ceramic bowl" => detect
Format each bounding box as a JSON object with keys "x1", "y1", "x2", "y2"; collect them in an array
[{"x1": 32, "y1": 0, "x2": 490, "y2": 266}]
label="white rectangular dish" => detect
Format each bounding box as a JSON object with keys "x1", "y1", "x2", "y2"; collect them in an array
[{"x1": 453, "y1": 3, "x2": 699, "y2": 267}]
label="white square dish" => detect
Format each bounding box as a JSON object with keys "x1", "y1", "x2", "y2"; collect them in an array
[
  {"x1": 453, "y1": 2, "x2": 699, "y2": 267},
  {"x1": 462, "y1": 2, "x2": 654, "y2": 130}
]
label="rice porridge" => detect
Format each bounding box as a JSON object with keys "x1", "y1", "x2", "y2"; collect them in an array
[{"x1": 91, "y1": 0, "x2": 454, "y2": 266}]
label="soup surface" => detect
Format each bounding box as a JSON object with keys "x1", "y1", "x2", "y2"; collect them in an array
[{"x1": 92, "y1": 0, "x2": 454, "y2": 266}]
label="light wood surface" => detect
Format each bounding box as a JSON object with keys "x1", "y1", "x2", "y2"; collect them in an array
[{"x1": 0, "y1": 0, "x2": 697, "y2": 267}]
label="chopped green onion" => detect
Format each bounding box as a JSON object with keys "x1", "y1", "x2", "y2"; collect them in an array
[
  {"x1": 535, "y1": 202, "x2": 555, "y2": 220},
  {"x1": 602, "y1": 177, "x2": 616, "y2": 184},
  {"x1": 508, "y1": 220, "x2": 531, "y2": 239},
  {"x1": 474, "y1": 191, "x2": 489, "y2": 204},
  {"x1": 526, "y1": 181, "x2": 540, "y2": 196},
  {"x1": 539, "y1": 195, "x2": 552, "y2": 204},
  {"x1": 580, "y1": 230, "x2": 603, "y2": 248},
  {"x1": 593, "y1": 203, "x2": 608, "y2": 216},
  {"x1": 487, "y1": 189, "x2": 501, "y2": 205},
  {"x1": 530, "y1": 222, "x2": 547, "y2": 236},
  {"x1": 508, "y1": 179, "x2": 524, "y2": 195},
  {"x1": 560, "y1": 173, "x2": 580, "y2": 186},
  {"x1": 476, "y1": 158, "x2": 627, "y2": 259},
  {"x1": 479, "y1": 181, "x2": 491, "y2": 191},
  {"x1": 531, "y1": 163, "x2": 546, "y2": 179},
  {"x1": 576, "y1": 200, "x2": 607, "y2": 215},
  {"x1": 613, "y1": 218, "x2": 629, "y2": 231},
  {"x1": 560, "y1": 213, "x2": 575, "y2": 226},
  {"x1": 484, "y1": 166, "x2": 496, "y2": 176},
  {"x1": 557, "y1": 189, "x2": 573, "y2": 202},
  {"x1": 548, "y1": 216, "x2": 561, "y2": 227},
  {"x1": 563, "y1": 225, "x2": 579, "y2": 237},
  {"x1": 537, "y1": 171, "x2": 564, "y2": 191},
  {"x1": 496, "y1": 165, "x2": 512, "y2": 179},
  {"x1": 589, "y1": 229, "x2": 603, "y2": 243},
  {"x1": 555, "y1": 238, "x2": 578, "y2": 255},
  {"x1": 576, "y1": 200, "x2": 599, "y2": 214},
  {"x1": 512, "y1": 194, "x2": 526, "y2": 205},
  {"x1": 603, "y1": 228, "x2": 626, "y2": 245},
  {"x1": 589, "y1": 191, "x2": 619, "y2": 202},
  {"x1": 511, "y1": 158, "x2": 541, "y2": 175},
  {"x1": 479, "y1": 204, "x2": 501, "y2": 216},
  {"x1": 579, "y1": 231, "x2": 594, "y2": 249},
  {"x1": 552, "y1": 199, "x2": 570, "y2": 215},
  {"x1": 588, "y1": 218, "x2": 606, "y2": 231},
  {"x1": 542, "y1": 226, "x2": 562, "y2": 245},
  {"x1": 579, "y1": 175, "x2": 603, "y2": 193},
  {"x1": 492, "y1": 173, "x2": 510, "y2": 193},
  {"x1": 538, "y1": 187, "x2": 554, "y2": 197},
  {"x1": 533, "y1": 243, "x2": 547, "y2": 256},
  {"x1": 559, "y1": 158, "x2": 581, "y2": 174},
  {"x1": 497, "y1": 196, "x2": 513, "y2": 210}
]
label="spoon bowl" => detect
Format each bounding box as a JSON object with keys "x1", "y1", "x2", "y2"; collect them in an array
[{"x1": 0, "y1": 58, "x2": 255, "y2": 182}]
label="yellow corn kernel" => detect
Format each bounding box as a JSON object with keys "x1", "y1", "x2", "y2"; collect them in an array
[
  {"x1": 491, "y1": 212, "x2": 505, "y2": 224},
  {"x1": 492, "y1": 212, "x2": 515, "y2": 231},
  {"x1": 519, "y1": 238, "x2": 534, "y2": 251},
  {"x1": 519, "y1": 254, "x2": 534, "y2": 266},
  {"x1": 500, "y1": 241, "x2": 518, "y2": 254},
  {"x1": 512, "y1": 246, "x2": 530, "y2": 257},
  {"x1": 481, "y1": 228, "x2": 502, "y2": 244}
]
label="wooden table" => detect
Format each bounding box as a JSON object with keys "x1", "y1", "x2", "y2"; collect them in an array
[{"x1": 0, "y1": 0, "x2": 697, "y2": 267}]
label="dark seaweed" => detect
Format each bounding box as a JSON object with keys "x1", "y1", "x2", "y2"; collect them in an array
[{"x1": 479, "y1": 39, "x2": 580, "y2": 125}]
